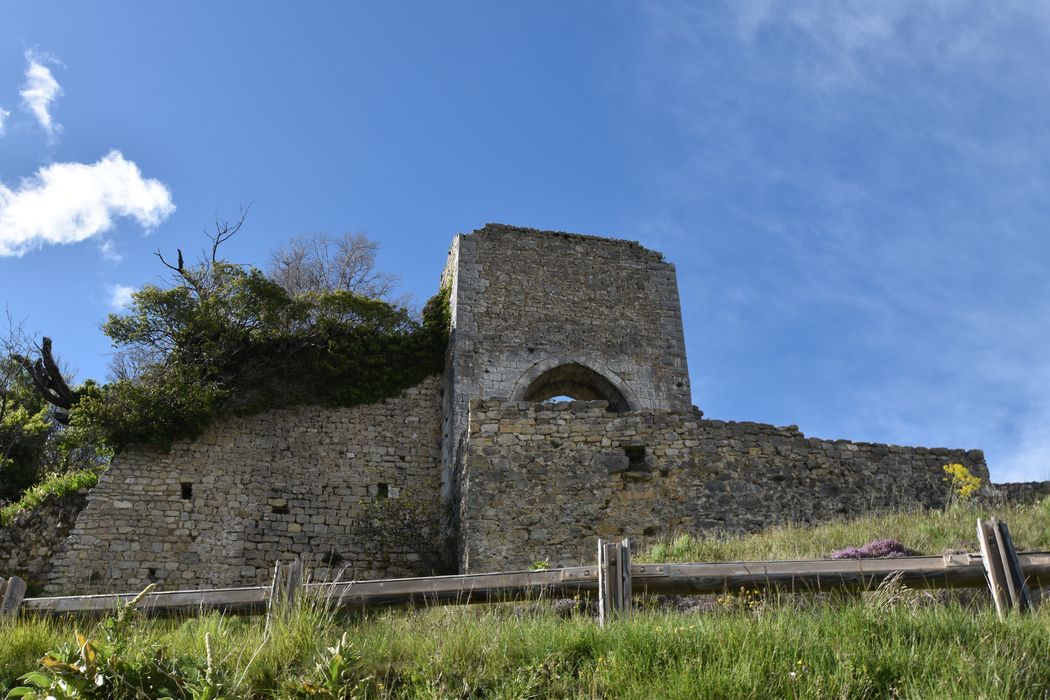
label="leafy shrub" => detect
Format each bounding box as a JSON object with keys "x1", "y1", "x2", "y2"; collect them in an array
[
  {"x1": 72, "y1": 259, "x2": 450, "y2": 450},
  {"x1": 1, "y1": 359, "x2": 53, "y2": 501},
  {"x1": 352, "y1": 481, "x2": 451, "y2": 574},
  {"x1": 0, "y1": 468, "x2": 101, "y2": 526}
]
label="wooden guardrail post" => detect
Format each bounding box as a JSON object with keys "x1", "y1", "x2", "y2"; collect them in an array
[
  {"x1": 267, "y1": 558, "x2": 305, "y2": 626},
  {"x1": 266, "y1": 560, "x2": 285, "y2": 627},
  {"x1": 997, "y1": 521, "x2": 1033, "y2": 612},
  {"x1": 1, "y1": 576, "x2": 27, "y2": 619},
  {"x1": 598, "y1": 538, "x2": 631, "y2": 626},
  {"x1": 977, "y1": 519, "x2": 1032, "y2": 618},
  {"x1": 285, "y1": 558, "x2": 303, "y2": 607},
  {"x1": 620, "y1": 538, "x2": 632, "y2": 613}
]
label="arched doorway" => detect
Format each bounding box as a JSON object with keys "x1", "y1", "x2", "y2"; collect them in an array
[{"x1": 512, "y1": 360, "x2": 637, "y2": 412}]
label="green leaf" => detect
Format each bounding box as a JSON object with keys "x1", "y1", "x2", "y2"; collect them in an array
[{"x1": 14, "y1": 671, "x2": 51, "y2": 689}]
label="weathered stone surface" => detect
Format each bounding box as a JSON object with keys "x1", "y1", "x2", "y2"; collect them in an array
[
  {"x1": 440, "y1": 224, "x2": 693, "y2": 494},
  {"x1": 45, "y1": 377, "x2": 445, "y2": 595},
  {"x1": 990, "y1": 481, "x2": 1050, "y2": 504},
  {"x1": 6, "y1": 224, "x2": 1041, "y2": 595},
  {"x1": 458, "y1": 400, "x2": 991, "y2": 572},
  {"x1": 0, "y1": 490, "x2": 88, "y2": 592}
]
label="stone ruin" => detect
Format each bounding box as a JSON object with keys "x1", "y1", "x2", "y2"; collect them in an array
[{"x1": 4, "y1": 223, "x2": 1044, "y2": 594}]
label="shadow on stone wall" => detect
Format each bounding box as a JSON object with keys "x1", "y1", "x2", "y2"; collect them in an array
[{"x1": 0, "y1": 489, "x2": 89, "y2": 595}]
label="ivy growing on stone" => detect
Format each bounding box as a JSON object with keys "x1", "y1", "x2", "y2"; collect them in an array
[{"x1": 66, "y1": 225, "x2": 451, "y2": 451}]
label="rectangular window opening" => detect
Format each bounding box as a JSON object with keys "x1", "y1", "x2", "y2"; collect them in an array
[
  {"x1": 624, "y1": 446, "x2": 647, "y2": 471},
  {"x1": 180, "y1": 482, "x2": 193, "y2": 500},
  {"x1": 376, "y1": 483, "x2": 389, "y2": 500}
]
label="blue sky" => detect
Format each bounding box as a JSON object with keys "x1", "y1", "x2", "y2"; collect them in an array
[{"x1": 1, "y1": 2, "x2": 1048, "y2": 483}]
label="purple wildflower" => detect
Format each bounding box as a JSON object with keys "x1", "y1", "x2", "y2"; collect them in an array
[{"x1": 830, "y1": 538, "x2": 917, "y2": 559}]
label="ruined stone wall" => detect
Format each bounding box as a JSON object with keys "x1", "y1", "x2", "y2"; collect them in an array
[
  {"x1": 46, "y1": 376, "x2": 445, "y2": 595},
  {"x1": 0, "y1": 490, "x2": 88, "y2": 594},
  {"x1": 458, "y1": 400, "x2": 989, "y2": 572},
  {"x1": 991, "y1": 481, "x2": 1050, "y2": 504},
  {"x1": 442, "y1": 224, "x2": 693, "y2": 499}
]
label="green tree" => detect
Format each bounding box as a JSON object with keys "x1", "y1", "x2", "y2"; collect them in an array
[
  {"x1": 73, "y1": 214, "x2": 449, "y2": 450},
  {"x1": 0, "y1": 356, "x2": 51, "y2": 500},
  {"x1": 1, "y1": 327, "x2": 106, "y2": 502}
]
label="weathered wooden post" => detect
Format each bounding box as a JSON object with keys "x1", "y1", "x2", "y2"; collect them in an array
[
  {"x1": 285, "y1": 558, "x2": 303, "y2": 607},
  {"x1": 977, "y1": 518, "x2": 1032, "y2": 619},
  {"x1": 267, "y1": 557, "x2": 305, "y2": 627},
  {"x1": 997, "y1": 520, "x2": 1033, "y2": 612},
  {"x1": 0, "y1": 576, "x2": 27, "y2": 619},
  {"x1": 619, "y1": 538, "x2": 632, "y2": 614},
  {"x1": 266, "y1": 560, "x2": 285, "y2": 628},
  {"x1": 598, "y1": 538, "x2": 631, "y2": 626}
]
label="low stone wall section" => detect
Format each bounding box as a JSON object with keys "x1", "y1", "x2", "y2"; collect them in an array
[
  {"x1": 458, "y1": 400, "x2": 989, "y2": 572},
  {"x1": 0, "y1": 490, "x2": 89, "y2": 594},
  {"x1": 46, "y1": 376, "x2": 446, "y2": 595},
  {"x1": 991, "y1": 481, "x2": 1050, "y2": 504}
]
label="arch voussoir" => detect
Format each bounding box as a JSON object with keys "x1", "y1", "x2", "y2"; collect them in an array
[{"x1": 511, "y1": 358, "x2": 640, "y2": 412}]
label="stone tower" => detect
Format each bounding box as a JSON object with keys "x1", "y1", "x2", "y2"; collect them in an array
[{"x1": 440, "y1": 224, "x2": 693, "y2": 491}]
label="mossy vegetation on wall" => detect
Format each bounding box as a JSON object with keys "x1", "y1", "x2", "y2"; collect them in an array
[
  {"x1": 2, "y1": 224, "x2": 446, "y2": 518},
  {"x1": 73, "y1": 279, "x2": 449, "y2": 451},
  {"x1": 68, "y1": 234, "x2": 451, "y2": 451}
]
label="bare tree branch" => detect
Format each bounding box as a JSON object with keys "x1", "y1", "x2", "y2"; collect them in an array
[
  {"x1": 152, "y1": 204, "x2": 253, "y2": 303},
  {"x1": 269, "y1": 230, "x2": 399, "y2": 298},
  {"x1": 11, "y1": 337, "x2": 75, "y2": 424},
  {"x1": 210, "y1": 203, "x2": 251, "y2": 263}
]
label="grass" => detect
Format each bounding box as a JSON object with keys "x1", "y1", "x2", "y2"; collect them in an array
[
  {"x1": 643, "y1": 497, "x2": 1050, "y2": 563},
  {"x1": 0, "y1": 468, "x2": 101, "y2": 527},
  {"x1": 1, "y1": 498, "x2": 1048, "y2": 698}
]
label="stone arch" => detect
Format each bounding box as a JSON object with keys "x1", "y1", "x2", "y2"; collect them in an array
[{"x1": 511, "y1": 358, "x2": 640, "y2": 412}]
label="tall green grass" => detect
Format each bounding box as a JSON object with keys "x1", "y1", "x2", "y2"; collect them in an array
[
  {"x1": 643, "y1": 497, "x2": 1050, "y2": 563},
  {"x1": 3, "y1": 599, "x2": 1048, "y2": 698},
  {"x1": 2, "y1": 499, "x2": 1048, "y2": 698}
]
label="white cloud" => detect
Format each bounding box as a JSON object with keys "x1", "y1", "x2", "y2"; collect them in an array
[
  {"x1": 109, "y1": 284, "x2": 135, "y2": 309},
  {"x1": 0, "y1": 150, "x2": 175, "y2": 257},
  {"x1": 0, "y1": 107, "x2": 10, "y2": 135},
  {"x1": 20, "y1": 50, "x2": 63, "y2": 139},
  {"x1": 98, "y1": 238, "x2": 123, "y2": 262}
]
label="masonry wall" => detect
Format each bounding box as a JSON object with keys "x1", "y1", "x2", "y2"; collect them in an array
[
  {"x1": 992, "y1": 481, "x2": 1050, "y2": 504},
  {"x1": 46, "y1": 376, "x2": 446, "y2": 595},
  {"x1": 458, "y1": 400, "x2": 989, "y2": 572},
  {"x1": 0, "y1": 490, "x2": 88, "y2": 594},
  {"x1": 442, "y1": 224, "x2": 693, "y2": 497}
]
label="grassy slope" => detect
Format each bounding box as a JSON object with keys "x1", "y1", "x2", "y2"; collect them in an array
[
  {"x1": 2, "y1": 499, "x2": 1048, "y2": 699},
  {"x1": 643, "y1": 497, "x2": 1050, "y2": 563}
]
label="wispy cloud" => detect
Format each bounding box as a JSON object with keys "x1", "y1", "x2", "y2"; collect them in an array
[
  {"x1": 0, "y1": 150, "x2": 175, "y2": 257},
  {"x1": 108, "y1": 284, "x2": 135, "y2": 309},
  {"x1": 637, "y1": 2, "x2": 1050, "y2": 482},
  {"x1": 98, "y1": 239, "x2": 123, "y2": 263},
  {"x1": 724, "y1": 1, "x2": 1050, "y2": 90},
  {"x1": 20, "y1": 50, "x2": 63, "y2": 140},
  {"x1": 0, "y1": 107, "x2": 10, "y2": 136}
]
